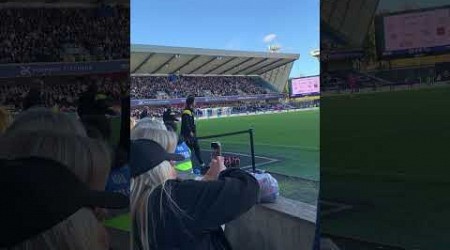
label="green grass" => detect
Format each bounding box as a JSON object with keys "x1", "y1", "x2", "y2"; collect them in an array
[
  {"x1": 107, "y1": 110, "x2": 320, "y2": 231},
  {"x1": 197, "y1": 110, "x2": 320, "y2": 181},
  {"x1": 321, "y1": 86, "x2": 450, "y2": 249},
  {"x1": 104, "y1": 213, "x2": 131, "y2": 232},
  {"x1": 110, "y1": 116, "x2": 121, "y2": 146}
]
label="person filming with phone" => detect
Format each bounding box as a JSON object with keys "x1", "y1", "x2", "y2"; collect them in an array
[{"x1": 130, "y1": 120, "x2": 260, "y2": 250}]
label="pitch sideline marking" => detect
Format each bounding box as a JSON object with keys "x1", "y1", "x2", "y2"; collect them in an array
[
  {"x1": 200, "y1": 139, "x2": 319, "y2": 151},
  {"x1": 202, "y1": 149, "x2": 280, "y2": 170},
  {"x1": 320, "y1": 200, "x2": 354, "y2": 216}
]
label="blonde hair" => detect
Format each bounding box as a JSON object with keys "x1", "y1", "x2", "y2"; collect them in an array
[
  {"x1": 0, "y1": 107, "x2": 12, "y2": 133},
  {"x1": 0, "y1": 131, "x2": 111, "y2": 191},
  {"x1": 130, "y1": 118, "x2": 184, "y2": 250},
  {"x1": 131, "y1": 118, "x2": 177, "y2": 153},
  {"x1": 6, "y1": 107, "x2": 86, "y2": 136},
  {"x1": 9, "y1": 208, "x2": 107, "y2": 250}
]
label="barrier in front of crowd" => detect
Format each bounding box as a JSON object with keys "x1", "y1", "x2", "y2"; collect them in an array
[
  {"x1": 196, "y1": 107, "x2": 319, "y2": 121},
  {"x1": 130, "y1": 93, "x2": 285, "y2": 107},
  {"x1": 0, "y1": 60, "x2": 129, "y2": 78}
]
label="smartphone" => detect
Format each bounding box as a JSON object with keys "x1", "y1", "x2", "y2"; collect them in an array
[{"x1": 211, "y1": 141, "x2": 222, "y2": 158}]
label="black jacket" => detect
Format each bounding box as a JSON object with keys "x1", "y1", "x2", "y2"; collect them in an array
[
  {"x1": 137, "y1": 168, "x2": 259, "y2": 250},
  {"x1": 180, "y1": 108, "x2": 196, "y2": 138},
  {"x1": 77, "y1": 91, "x2": 113, "y2": 117}
]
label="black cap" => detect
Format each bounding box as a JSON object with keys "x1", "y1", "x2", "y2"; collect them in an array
[
  {"x1": 186, "y1": 95, "x2": 195, "y2": 106},
  {"x1": 164, "y1": 111, "x2": 179, "y2": 122},
  {"x1": 0, "y1": 157, "x2": 128, "y2": 248},
  {"x1": 130, "y1": 139, "x2": 184, "y2": 178}
]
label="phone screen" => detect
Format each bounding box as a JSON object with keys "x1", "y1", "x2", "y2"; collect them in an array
[{"x1": 211, "y1": 142, "x2": 221, "y2": 158}]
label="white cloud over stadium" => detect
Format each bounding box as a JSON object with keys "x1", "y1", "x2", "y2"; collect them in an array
[{"x1": 263, "y1": 34, "x2": 277, "y2": 43}]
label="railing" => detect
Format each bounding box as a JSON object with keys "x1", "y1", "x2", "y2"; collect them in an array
[
  {"x1": 0, "y1": 60, "x2": 129, "y2": 78},
  {"x1": 130, "y1": 93, "x2": 285, "y2": 107}
]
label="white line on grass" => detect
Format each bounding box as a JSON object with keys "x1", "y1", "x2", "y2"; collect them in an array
[
  {"x1": 320, "y1": 200, "x2": 353, "y2": 216},
  {"x1": 202, "y1": 149, "x2": 280, "y2": 170},
  {"x1": 200, "y1": 139, "x2": 319, "y2": 151}
]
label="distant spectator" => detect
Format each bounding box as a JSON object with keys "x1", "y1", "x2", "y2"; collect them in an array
[
  {"x1": 0, "y1": 6, "x2": 129, "y2": 63},
  {"x1": 0, "y1": 74, "x2": 125, "y2": 112},
  {"x1": 131, "y1": 75, "x2": 269, "y2": 99}
]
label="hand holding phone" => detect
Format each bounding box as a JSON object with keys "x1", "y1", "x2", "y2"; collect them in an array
[
  {"x1": 211, "y1": 142, "x2": 222, "y2": 158},
  {"x1": 203, "y1": 156, "x2": 226, "y2": 181}
]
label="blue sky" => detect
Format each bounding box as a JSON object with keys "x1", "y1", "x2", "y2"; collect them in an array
[{"x1": 131, "y1": 0, "x2": 319, "y2": 78}]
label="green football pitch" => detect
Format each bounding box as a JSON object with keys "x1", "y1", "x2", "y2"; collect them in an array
[
  {"x1": 196, "y1": 110, "x2": 320, "y2": 180},
  {"x1": 105, "y1": 109, "x2": 320, "y2": 232},
  {"x1": 321, "y1": 86, "x2": 450, "y2": 249},
  {"x1": 197, "y1": 110, "x2": 320, "y2": 205}
]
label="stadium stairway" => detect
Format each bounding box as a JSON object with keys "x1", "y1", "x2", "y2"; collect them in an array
[{"x1": 255, "y1": 77, "x2": 279, "y2": 93}]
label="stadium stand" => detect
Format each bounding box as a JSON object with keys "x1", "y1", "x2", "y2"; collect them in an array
[
  {"x1": 0, "y1": 74, "x2": 126, "y2": 113},
  {"x1": 0, "y1": 5, "x2": 129, "y2": 63},
  {"x1": 131, "y1": 45, "x2": 302, "y2": 113},
  {"x1": 0, "y1": 1, "x2": 130, "y2": 249},
  {"x1": 131, "y1": 75, "x2": 270, "y2": 99}
]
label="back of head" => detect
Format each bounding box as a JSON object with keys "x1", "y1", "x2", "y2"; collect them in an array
[
  {"x1": 88, "y1": 83, "x2": 98, "y2": 93},
  {"x1": 22, "y1": 87, "x2": 43, "y2": 111},
  {"x1": 0, "y1": 131, "x2": 111, "y2": 191},
  {"x1": 131, "y1": 118, "x2": 177, "y2": 153},
  {"x1": 186, "y1": 95, "x2": 195, "y2": 108},
  {"x1": 6, "y1": 108, "x2": 87, "y2": 136}
]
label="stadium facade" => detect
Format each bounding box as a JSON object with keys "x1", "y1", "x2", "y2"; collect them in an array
[{"x1": 131, "y1": 44, "x2": 299, "y2": 93}]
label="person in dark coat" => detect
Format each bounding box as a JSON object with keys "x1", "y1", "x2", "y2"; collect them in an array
[{"x1": 180, "y1": 95, "x2": 205, "y2": 168}]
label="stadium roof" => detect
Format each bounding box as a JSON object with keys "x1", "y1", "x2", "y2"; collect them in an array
[
  {"x1": 131, "y1": 44, "x2": 299, "y2": 76},
  {"x1": 321, "y1": 0, "x2": 380, "y2": 47}
]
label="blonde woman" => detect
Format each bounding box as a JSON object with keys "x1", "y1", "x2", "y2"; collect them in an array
[{"x1": 130, "y1": 120, "x2": 259, "y2": 250}]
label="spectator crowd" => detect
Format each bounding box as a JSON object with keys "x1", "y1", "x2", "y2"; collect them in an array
[
  {"x1": 131, "y1": 75, "x2": 270, "y2": 99},
  {"x1": 0, "y1": 5, "x2": 129, "y2": 63},
  {"x1": 0, "y1": 74, "x2": 127, "y2": 112}
]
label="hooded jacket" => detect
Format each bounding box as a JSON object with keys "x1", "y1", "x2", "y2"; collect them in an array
[{"x1": 134, "y1": 168, "x2": 259, "y2": 250}]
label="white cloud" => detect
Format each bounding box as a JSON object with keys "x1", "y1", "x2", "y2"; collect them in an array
[{"x1": 263, "y1": 33, "x2": 277, "y2": 43}]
